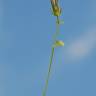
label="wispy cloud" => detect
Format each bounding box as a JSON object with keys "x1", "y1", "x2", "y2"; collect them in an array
[{"x1": 64, "y1": 26, "x2": 96, "y2": 63}]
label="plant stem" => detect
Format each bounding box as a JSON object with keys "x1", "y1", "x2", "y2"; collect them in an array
[
  {"x1": 53, "y1": 16, "x2": 60, "y2": 43},
  {"x1": 42, "y1": 17, "x2": 60, "y2": 96},
  {"x1": 42, "y1": 47, "x2": 54, "y2": 96}
]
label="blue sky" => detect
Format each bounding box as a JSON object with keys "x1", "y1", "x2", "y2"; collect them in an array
[{"x1": 0, "y1": 0, "x2": 96, "y2": 96}]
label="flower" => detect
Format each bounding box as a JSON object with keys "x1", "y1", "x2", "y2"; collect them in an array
[{"x1": 50, "y1": 0, "x2": 61, "y2": 16}]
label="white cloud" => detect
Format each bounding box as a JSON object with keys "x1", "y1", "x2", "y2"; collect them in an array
[{"x1": 64, "y1": 27, "x2": 96, "y2": 63}]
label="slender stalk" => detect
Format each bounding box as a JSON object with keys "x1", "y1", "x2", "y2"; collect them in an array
[
  {"x1": 42, "y1": 17, "x2": 60, "y2": 96},
  {"x1": 53, "y1": 16, "x2": 60, "y2": 43},
  {"x1": 42, "y1": 47, "x2": 54, "y2": 96}
]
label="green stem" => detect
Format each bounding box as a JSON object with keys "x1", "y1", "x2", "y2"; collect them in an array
[
  {"x1": 42, "y1": 47, "x2": 55, "y2": 96},
  {"x1": 53, "y1": 16, "x2": 60, "y2": 43},
  {"x1": 57, "y1": 16, "x2": 60, "y2": 24},
  {"x1": 42, "y1": 16, "x2": 60, "y2": 96}
]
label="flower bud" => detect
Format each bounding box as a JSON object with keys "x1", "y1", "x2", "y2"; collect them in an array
[
  {"x1": 51, "y1": 0, "x2": 61, "y2": 16},
  {"x1": 53, "y1": 40, "x2": 64, "y2": 47}
]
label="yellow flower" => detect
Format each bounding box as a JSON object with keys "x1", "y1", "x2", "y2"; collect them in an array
[{"x1": 50, "y1": 0, "x2": 61, "y2": 16}]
